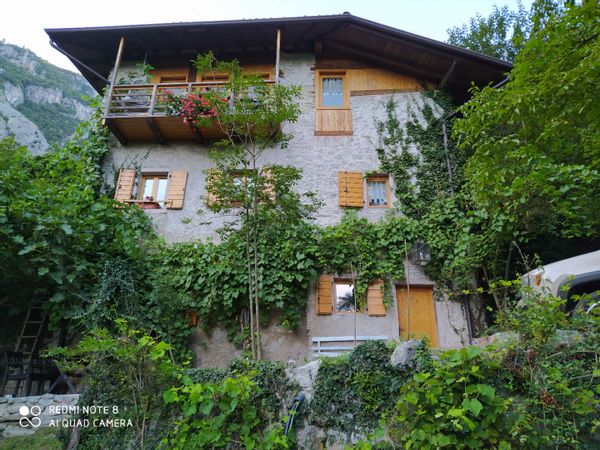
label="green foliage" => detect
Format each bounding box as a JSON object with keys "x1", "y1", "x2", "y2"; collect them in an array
[
  {"x1": 454, "y1": 2, "x2": 600, "y2": 244},
  {"x1": 48, "y1": 320, "x2": 182, "y2": 450},
  {"x1": 0, "y1": 428, "x2": 62, "y2": 450},
  {"x1": 187, "y1": 358, "x2": 299, "y2": 427},
  {"x1": 355, "y1": 291, "x2": 600, "y2": 449},
  {"x1": 386, "y1": 346, "x2": 511, "y2": 449},
  {"x1": 316, "y1": 212, "x2": 414, "y2": 303},
  {"x1": 446, "y1": 2, "x2": 530, "y2": 61},
  {"x1": 0, "y1": 103, "x2": 154, "y2": 329},
  {"x1": 310, "y1": 340, "x2": 429, "y2": 438},
  {"x1": 162, "y1": 375, "x2": 289, "y2": 449}
]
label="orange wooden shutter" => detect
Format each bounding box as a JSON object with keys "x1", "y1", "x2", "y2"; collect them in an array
[
  {"x1": 338, "y1": 171, "x2": 363, "y2": 208},
  {"x1": 114, "y1": 169, "x2": 136, "y2": 203},
  {"x1": 317, "y1": 275, "x2": 333, "y2": 315},
  {"x1": 205, "y1": 169, "x2": 221, "y2": 206},
  {"x1": 261, "y1": 166, "x2": 276, "y2": 203},
  {"x1": 166, "y1": 171, "x2": 188, "y2": 209},
  {"x1": 367, "y1": 280, "x2": 386, "y2": 316}
]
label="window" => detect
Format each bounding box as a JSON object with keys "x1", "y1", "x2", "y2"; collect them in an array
[
  {"x1": 322, "y1": 77, "x2": 344, "y2": 107},
  {"x1": 317, "y1": 71, "x2": 348, "y2": 109},
  {"x1": 139, "y1": 174, "x2": 168, "y2": 208},
  {"x1": 334, "y1": 280, "x2": 360, "y2": 313},
  {"x1": 114, "y1": 169, "x2": 188, "y2": 210},
  {"x1": 367, "y1": 175, "x2": 390, "y2": 208}
]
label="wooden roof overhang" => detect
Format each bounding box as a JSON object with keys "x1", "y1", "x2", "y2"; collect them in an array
[{"x1": 46, "y1": 13, "x2": 512, "y2": 103}]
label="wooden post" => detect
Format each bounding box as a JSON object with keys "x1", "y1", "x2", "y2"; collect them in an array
[
  {"x1": 103, "y1": 36, "x2": 125, "y2": 117},
  {"x1": 275, "y1": 29, "x2": 281, "y2": 84}
]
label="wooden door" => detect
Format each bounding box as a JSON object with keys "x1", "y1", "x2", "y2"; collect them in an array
[{"x1": 396, "y1": 286, "x2": 438, "y2": 348}]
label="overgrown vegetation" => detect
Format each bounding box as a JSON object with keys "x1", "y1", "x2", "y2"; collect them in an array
[
  {"x1": 348, "y1": 289, "x2": 600, "y2": 449},
  {"x1": 310, "y1": 340, "x2": 431, "y2": 440}
]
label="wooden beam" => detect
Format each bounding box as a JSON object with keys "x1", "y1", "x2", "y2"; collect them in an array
[
  {"x1": 102, "y1": 119, "x2": 128, "y2": 146},
  {"x1": 315, "y1": 41, "x2": 322, "y2": 56},
  {"x1": 145, "y1": 117, "x2": 166, "y2": 145},
  {"x1": 325, "y1": 40, "x2": 441, "y2": 81},
  {"x1": 104, "y1": 36, "x2": 125, "y2": 117},
  {"x1": 275, "y1": 29, "x2": 281, "y2": 84},
  {"x1": 439, "y1": 60, "x2": 456, "y2": 89}
]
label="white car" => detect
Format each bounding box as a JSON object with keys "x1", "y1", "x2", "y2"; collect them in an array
[{"x1": 522, "y1": 250, "x2": 600, "y2": 310}]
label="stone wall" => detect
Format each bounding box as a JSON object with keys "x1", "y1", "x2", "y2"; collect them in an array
[{"x1": 0, "y1": 394, "x2": 79, "y2": 438}]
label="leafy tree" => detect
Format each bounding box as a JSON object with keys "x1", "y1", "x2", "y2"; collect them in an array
[
  {"x1": 447, "y1": 2, "x2": 530, "y2": 61},
  {"x1": 0, "y1": 102, "x2": 153, "y2": 333},
  {"x1": 177, "y1": 53, "x2": 307, "y2": 359},
  {"x1": 453, "y1": 1, "x2": 600, "y2": 286}
]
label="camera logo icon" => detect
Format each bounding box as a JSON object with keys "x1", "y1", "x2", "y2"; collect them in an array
[{"x1": 19, "y1": 405, "x2": 42, "y2": 428}]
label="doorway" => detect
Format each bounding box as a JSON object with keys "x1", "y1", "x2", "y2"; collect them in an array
[{"x1": 396, "y1": 286, "x2": 438, "y2": 348}]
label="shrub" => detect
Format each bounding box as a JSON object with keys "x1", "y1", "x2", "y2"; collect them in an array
[
  {"x1": 385, "y1": 346, "x2": 510, "y2": 449},
  {"x1": 162, "y1": 375, "x2": 289, "y2": 449}
]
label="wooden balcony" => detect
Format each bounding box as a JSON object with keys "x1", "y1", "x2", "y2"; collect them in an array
[{"x1": 102, "y1": 80, "x2": 276, "y2": 145}]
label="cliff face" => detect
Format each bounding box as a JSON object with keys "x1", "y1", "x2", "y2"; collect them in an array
[{"x1": 0, "y1": 40, "x2": 94, "y2": 154}]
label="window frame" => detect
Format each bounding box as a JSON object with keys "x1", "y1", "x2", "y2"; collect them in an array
[
  {"x1": 138, "y1": 173, "x2": 169, "y2": 208},
  {"x1": 333, "y1": 278, "x2": 362, "y2": 315},
  {"x1": 316, "y1": 70, "x2": 349, "y2": 110},
  {"x1": 366, "y1": 174, "x2": 391, "y2": 209}
]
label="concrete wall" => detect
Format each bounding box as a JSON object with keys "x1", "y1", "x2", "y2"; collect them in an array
[
  {"x1": 0, "y1": 394, "x2": 79, "y2": 437},
  {"x1": 104, "y1": 52, "x2": 468, "y2": 358}
]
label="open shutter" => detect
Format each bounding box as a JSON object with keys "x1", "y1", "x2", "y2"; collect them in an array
[
  {"x1": 317, "y1": 275, "x2": 333, "y2": 315},
  {"x1": 166, "y1": 171, "x2": 188, "y2": 209},
  {"x1": 338, "y1": 171, "x2": 363, "y2": 208},
  {"x1": 261, "y1": 166, "x2": 276, "y2": 203},
  {"x1": 367, "y1": 279, "x2": 386, "y2": 316},
  {"x1": 114, "y1": 169, "x2": 136, "y2": 203},
  {"x1": 205, "y1": 169, "x2": 221, "y2": 207}
]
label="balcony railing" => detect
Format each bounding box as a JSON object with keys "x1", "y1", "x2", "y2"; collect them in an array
[{"x1": 104, "y1": 80, "x2": 275, "y2": 118}]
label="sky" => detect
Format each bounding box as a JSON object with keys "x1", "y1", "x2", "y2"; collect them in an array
[{"x1": 1, "y1": 0, "x2": 531, "y2": 72}]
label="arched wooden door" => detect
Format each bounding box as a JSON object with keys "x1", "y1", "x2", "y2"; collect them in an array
[{"x1": 396, "y1": 286, "x2": 438, "y2": 348}]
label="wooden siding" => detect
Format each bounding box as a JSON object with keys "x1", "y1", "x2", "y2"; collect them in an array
[
  {"x1": 347, "y1": 68, "x2": 423, "y2": 95},
  {"x1": 367, "y1": 280, "x2": 386, "y2": 316},
  {"x1": 315, "y1": 109, "x2": 352, "y2": 135}
]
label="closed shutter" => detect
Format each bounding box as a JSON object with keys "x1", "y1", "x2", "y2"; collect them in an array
[
  {"x1": 166, "y1": 171, "x2": 188, "y2": 209},
  {"x1": 367, "y1": 280, "x2": 386, "y2": 316},
  {"x1": 205, "y1": 169, "x2": 221, "y2": 207},
  {"x1": 317, "y1": 275, "x2": 333, "y2": 315},
  {"x1": 338, "y1": 171, "x2": 364, "y2": 208},
  {"x1": 261, "y1": 166, "x2": 276, "y2": 203},
  {"x1": 114, "y1": 169, "x2": 136, "y2": 203}
]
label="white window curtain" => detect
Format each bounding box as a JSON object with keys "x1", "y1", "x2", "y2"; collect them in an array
[{"x1": 368, "y1": 181, "x2": 387, "y2": 206}]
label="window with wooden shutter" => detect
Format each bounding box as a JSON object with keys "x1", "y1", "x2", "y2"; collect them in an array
[
  {"x1": 114, "y1": 169, "x2": 136, "y2": 203},
  {"x1": 367, "y1": 280, "x2": 386, "y2": 317},
  {"x1": 317, "y1": 275, "x2": 333, "y2": 315},
  {"x1": 338, "y1": 171, "x2": 364, "y2": 208},
  {"x1": 166, "y1": 171, "x2": 188, "y2": 209},
  {"x1": 261, "y1": 166, "x2": 276, "y2": 203},
  {"x1": 205, "y1": 169, "x2": 221, "y2": 207}
]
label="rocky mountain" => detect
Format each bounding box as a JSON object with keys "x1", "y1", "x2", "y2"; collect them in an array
[{"x1": 0, "y1": 40, "x2": 94, "y2": 154}]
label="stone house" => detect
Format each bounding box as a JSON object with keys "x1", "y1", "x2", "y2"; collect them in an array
[{"x1": 46, "y1": 14, "x2": 511, "y2": 366}]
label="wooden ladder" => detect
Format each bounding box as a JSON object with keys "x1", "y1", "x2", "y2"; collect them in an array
[{"x1": 15, "y1": 305, "x2": 47, "y2": 359}]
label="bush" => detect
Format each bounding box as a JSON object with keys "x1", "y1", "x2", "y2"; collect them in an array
[
  {"x1": 162, "y1": 375, "x2": 289, "y2": 449},
  {"x1": 48, "y1": 320, "x2": 182, "y2": 450},
  {"x1": 385, "y1": 346, "x2": 510, "y2": 449},
  {"x1": 310, "y1": 340, "x2": 426, "y2": 439}
]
